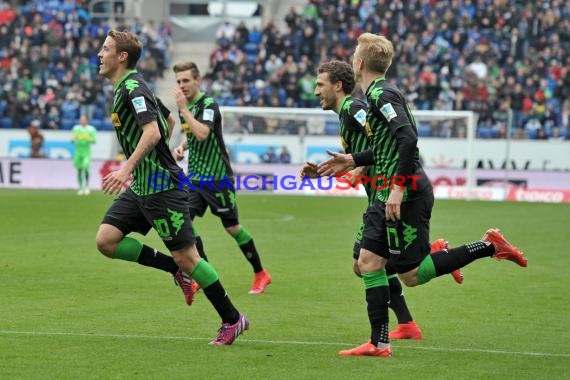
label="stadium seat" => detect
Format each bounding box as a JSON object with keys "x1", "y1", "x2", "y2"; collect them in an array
[
  {"x1": 92, "y1": 108, "x2": 105, "y2": 120},
  {"x1": 244, "y1": 42, "x2": 259, "y2": 56},
  {"x1": 248, "y1": 30, "x2": 262, "y2": 44},
  {"x1": 61, "y1": 118, "x2": 76, "y2": 130},
  {"x1": 0, "y1": 117, "x2": 13, "y2": 129},
  {"x1": 477, "y1": 127, "x2": 493, "y2": 139},
  {"x1": 324, "y1": 120, "x2": 339, "y2": 135},
  {"x1": 90, "y1": 118, "x2": 103, "y2": 130},
  {"x1": 417, "y1": 124, "x2": 432, "y2": 137},
  {"x1": 100, "y1": 120, "x2": 114, "y2": 131}
]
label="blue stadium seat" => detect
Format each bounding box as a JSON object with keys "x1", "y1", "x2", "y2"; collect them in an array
[
  {"x1": 100, "y1": 120, "x2": 114, "y2": 131},
  {"x1": 417, "y1": 124, "x2": 432, "y2": 137},
  {"x1": 477, "y1": 127, "x2": 493, "y2": 139},
  {"x1": 90, "y1": 119, "x2": 103, "y2": 130},
  {"x1": 244, "y1": 42, "x2": 259, "y2": 55},
  {"x1": 92, "y1": 108, "x2": 105, "y2": 120},
  {"x1": 0, "y1": 117, "x2": 13, "y2": 129},
  {"x1": 248, "y1": 30, "x2": 262, "y2": 44},
  {"x1": 61, "y1": 118, "x2": 76, "y2": 130},
  {"x1": 324, "y1": 120, "x2": 339, "y2": 135}
]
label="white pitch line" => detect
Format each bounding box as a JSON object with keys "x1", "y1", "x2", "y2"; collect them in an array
[{"x1": 0, "y1": 330, "x2": 568, "y2": 358}]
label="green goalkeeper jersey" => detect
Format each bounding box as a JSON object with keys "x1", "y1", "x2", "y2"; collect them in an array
[{"x1": 72, "y1": 124, "x2": 97, "y2": 156}]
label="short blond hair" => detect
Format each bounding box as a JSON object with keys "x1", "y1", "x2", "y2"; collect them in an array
[
  {"x1": 107, "y1": 29, "x2": 142, "y2": 69},
  {"x1": 357, "y1": 33, "x2": 393, "y2": 74}
]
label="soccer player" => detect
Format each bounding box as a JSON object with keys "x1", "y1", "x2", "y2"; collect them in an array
[
  {"x1": 317, "y1": 33, "x2": 527, "y2": 357},
  {"x1": 172, "y1": 61, "x2": 272, "y2": 295},
  {"x1": 95, "y1": 30, "x2": 248, "y2": 345},
  {"x1": 301, "y1": 60, "x2": 465, "y2": 340},
  {"x1": 71, "y1": 115, "x2": 97, "y2": 195}
]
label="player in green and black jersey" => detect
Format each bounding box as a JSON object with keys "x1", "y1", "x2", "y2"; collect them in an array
[
  {"x1": 172, "y1": 61, "x2": 271, "y2": 295},
  {"x1": 96, "y1": 30, "x2": 248, "y2": 345},
  {"x1": 301, "y1": 60, "x2": 424, "y2": 340},
  {"x1": 317, "y1": 33, "x2": 527, "y2": 357}
]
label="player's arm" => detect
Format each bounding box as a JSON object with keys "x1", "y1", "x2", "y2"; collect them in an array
[
  {"x1": 102, "y1": 121, "x2": 160, "y2": 194},
  {"x1": 157, "y1": 97, "x2": 176, "y2": 137},
  {"x1": 378, "y1": 88, "x2": 417, "y2": 220},
  {"x1": 173, "y1": 87, "x2": 210, "y2": 141},
  {"x1": 173, "y1": 137, "x2": 188, "y2": 161}
]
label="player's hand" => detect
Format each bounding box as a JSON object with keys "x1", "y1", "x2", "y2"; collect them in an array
[
  {"x1": 173, "y1": 87, "x2": 187, "y2": 110},
  {"x1": 102, "y1": 167, "x2": 131, "y2": 195},
  {"x1": 386, "y1": 186, "x2": 404, "y2": 221},
  {"x1": 317, "y1": 150, "x2": 355, "y2": 176},
  {"x1": 173, "y1": 145, "x2": 185, "y2": 161},
  {"x1": 299, "y1": 162, "x2": 319, "y2": 179}
]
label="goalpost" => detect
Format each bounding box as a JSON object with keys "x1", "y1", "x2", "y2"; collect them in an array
[{"x1": 219, "y1": 106, "x2": 478, "y2": 196}]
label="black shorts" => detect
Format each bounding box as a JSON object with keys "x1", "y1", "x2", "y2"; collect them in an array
[
  {"x1": 188, "y1": 180, "x2": 239, "y2": 227},
  {"x1": 361, "y1": 194, "x2": 434, "y2": 274},
  {"x1": 353, "y1": 219, "x2": 398, "y2": 277},
  {"x1": 101, "y1": 188, "x2": 195, "y2": 251}
]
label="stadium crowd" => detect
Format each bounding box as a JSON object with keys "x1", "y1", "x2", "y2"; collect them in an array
[
  {"x1": 0, "y1": 0, "x2": 171, "y2": 131},
  {"x1": 202, "y1": 0, "x2": 570, "y2": 139}
]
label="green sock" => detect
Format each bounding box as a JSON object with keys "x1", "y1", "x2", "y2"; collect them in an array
[
  {"x1": 191, "y1": 259, "x2": 219, "y2": 288},
  {"x1": 77, "y1": 170, "x2": 83, "y2": 189},
  {"x1": 232, "y1": 226, "x2": 252, "y2": 245},
  {"x1": 114, "y1": 237, "x2": 143, "y2": 262},
  {"x1": 417, "y1": 255, "x2": 437, "y2": 284},
  {"x1": 362, "y1": 270, "x2": 389, "y2": 288}
]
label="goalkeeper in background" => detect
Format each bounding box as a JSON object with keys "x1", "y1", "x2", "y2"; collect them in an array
[{"x1": 71, "y1": 115, "x2": 97, "y2": 195}]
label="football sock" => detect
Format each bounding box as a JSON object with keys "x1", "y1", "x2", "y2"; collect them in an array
[
  {"x1": 363, "y1": 270, "x2": 390, "y2": 346},
  {"x1": 114, "y1": 237, "x2": 143, "y2": 262},
  {"x1": 417, "y1": 241, "x2": 495, "y2": 284},
  {"x1": 193, "y1": 225, "x2": 208, "y2": 261},
  {"x1": 232, "y1": 227, "x2": 263, "y2": 273},
  {"x1": 114, "y1": 237, "x2": 179, "y2": 274},
  {"x1": 137, "y1": 245, "x2": 178, "y2": 274},
  {"x1": 388, "y1": 274, "x2": 413, "y2": 324},
  {"x1": 84, "y1": 169, "x2": 89, "y2": 186},
  {"x1": 77, "y1": 170, "x2": 83, "y2": 189},
  {"x1": 193, "y1": 259, "x2": 239, "y2": 324}
]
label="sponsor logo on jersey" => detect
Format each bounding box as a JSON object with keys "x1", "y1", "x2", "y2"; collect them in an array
[
  {"x1": 111, "y1": 113, "x2": 122, "y2": 128},
  {"x1": 203, "y1": 109, "x2": 214, "y2": 122},
  {"x1": 380, "y1": 103, "x2": 397, "y2": 122},
  {"x1": 354, "y1": 109, "x2": 367, "y2": 126},
  {"x1": 132, "y1": 96, "x2": 147, "y2": 114}
]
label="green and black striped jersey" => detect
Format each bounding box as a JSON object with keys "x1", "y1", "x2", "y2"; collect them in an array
[
  {"x1": 337, "y1": 95, "x2": 375, "y2": 203},
  {"x1": 179, "y1": 92, "x2": 232, "y2": 182},
  {"x1": 111, "y1": 70, "x2": 182, "y2": 195},
  {"x1": 365, "y1": 77, "x2": 431, "y2": 202}
]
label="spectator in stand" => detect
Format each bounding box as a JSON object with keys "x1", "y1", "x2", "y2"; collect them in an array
[
  {"x1": 262, "y1": 146, "x2": 278, "y2": 163},
  {"x1": 279, "y1": 146, "x2": 291, "y2": 164}
]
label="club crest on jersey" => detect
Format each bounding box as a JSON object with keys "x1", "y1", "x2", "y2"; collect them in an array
[
  {"x1": 203, "y1": 109, "x2": 214, "y2": 122},
  {"x1": 380, "y1": 103, "x2": 397, "y2": 122},
  {"x1": 132, "y1": 96, "x2": 147, "y2": 114},
  {"x1": 111, "y1": 113, "x2": 121, "y2": 128},
  {"x1": 354, "y1": 109, "x2": 367, "y2": 126}
]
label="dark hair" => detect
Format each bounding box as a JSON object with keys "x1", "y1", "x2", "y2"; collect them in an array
[
  {"x1": 108, "y1": 29, "x2": 143, "y2": 69},
  {"x1": 172, "y1": 61, "x2": 201, "y2": 79},
  {"x1": 317, "y1": 60, "x2": 355, "y2": 94}
]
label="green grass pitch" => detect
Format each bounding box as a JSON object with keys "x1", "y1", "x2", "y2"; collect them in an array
[{"x1": 1, "y1": 190, "x2": 568, "y2": 379}]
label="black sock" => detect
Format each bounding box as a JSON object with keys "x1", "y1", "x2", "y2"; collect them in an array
[
  {"x1": 388, "y1": 276, "x2": 413, "y2": 324},
  {"x1": 239, "y1": 240, "x2": 263, "y2": 273},
  {"x1": 136, "y1": 245, "x2": 178, "y2": 275},
  {"x1": 431, "y1": 241, "x2": 495, "y2": 276},
  {"x1": 366, "y1": 286, "x2": 390, "y2": 346},
  {"x1": 195, "y1": 236, "x2": 208, "y2": 261},
  {"x1": 202, "y1": 280, "x2": 240, "y2": 324}
]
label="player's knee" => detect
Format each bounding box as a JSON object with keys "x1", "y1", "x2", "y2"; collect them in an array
[
  {"x1": 225, "y1": 224, "x2": 240, "y2": 235},
  {"x1": 95, "y1": 234, "x2": 115, "y2": 258}
]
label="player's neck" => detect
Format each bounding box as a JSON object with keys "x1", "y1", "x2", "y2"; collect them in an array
[
  {"x1": 360, "y1": 71, "x2": 385, "y2": 92},
  {"x1": 335, "y1": 94, "x2": 349, "y2": 114},
  {"x1": 108, "y1": 67, "x2": 133, "y2": 87}
]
